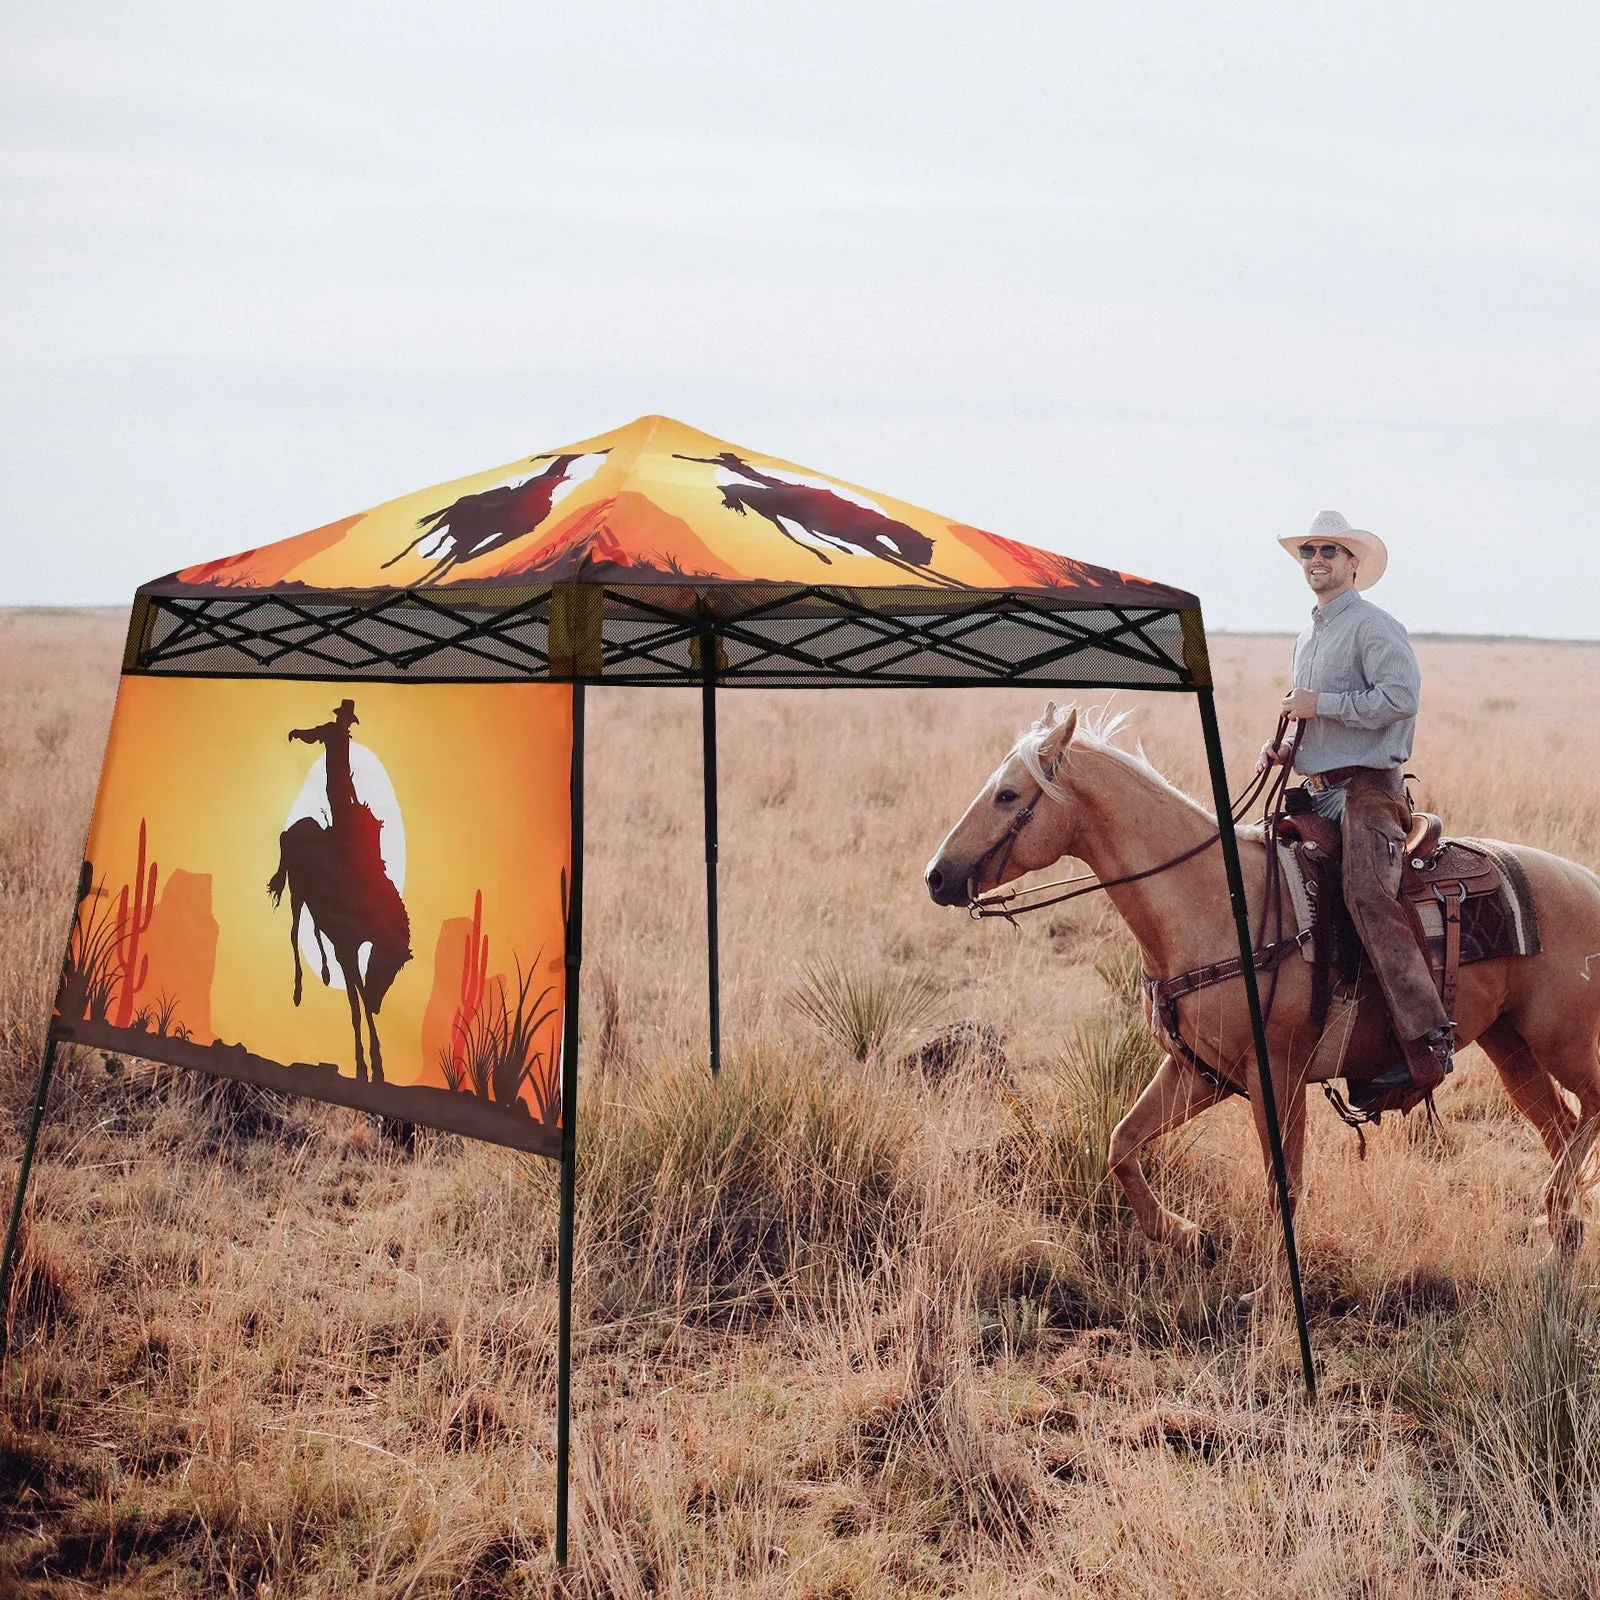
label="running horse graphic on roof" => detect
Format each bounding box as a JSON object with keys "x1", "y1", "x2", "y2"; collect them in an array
[
  {"x1": 674, "y1": 450, "x2": 967, "y2": 588},
  {"x1": 384, "y1": 451, "x2": 610, "y2": 582}
]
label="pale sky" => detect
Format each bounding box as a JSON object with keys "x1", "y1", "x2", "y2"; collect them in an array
[{"x1": 3, "y1": 2, "x2": 1596, "y2": 634}]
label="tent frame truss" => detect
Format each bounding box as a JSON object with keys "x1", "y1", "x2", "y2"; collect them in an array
[{"x1": 127, "y1": 587, "x2": 1194, "y2": 689}]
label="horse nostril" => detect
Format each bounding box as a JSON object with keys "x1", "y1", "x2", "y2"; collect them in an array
[{"x1": 926, "y1": 865, "x2": 944, "y2": 894}]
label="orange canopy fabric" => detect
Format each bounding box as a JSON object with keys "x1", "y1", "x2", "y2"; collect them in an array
[
  {"x1": 128, "y1": 414, "x2": 1205, "y2": 689},
  {"x1": 152, "y1": 414, "x2": 1192, "y2": 607}
]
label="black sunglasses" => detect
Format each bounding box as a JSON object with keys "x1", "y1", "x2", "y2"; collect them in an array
[{"x1": 1297, "y1": 542, "x2": 1350, "y2": 560}]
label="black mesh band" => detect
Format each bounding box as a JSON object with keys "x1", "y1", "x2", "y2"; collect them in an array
[{"x1": 126, "y1": 582, "x2": 1198, "y2": 690}]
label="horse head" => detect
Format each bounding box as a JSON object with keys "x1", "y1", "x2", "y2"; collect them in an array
[{"x1": 925, "y1": 703, "x2": 1080, "y2": 907}]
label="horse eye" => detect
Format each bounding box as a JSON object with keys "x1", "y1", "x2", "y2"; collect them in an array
[{"x1": 995, "y1": 788, "x2": 1018, "y2": 805}]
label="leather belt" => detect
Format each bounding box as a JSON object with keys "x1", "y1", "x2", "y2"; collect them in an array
[{"x1": 1304, "y1": 765, "x2": 1396, "y2": 792}]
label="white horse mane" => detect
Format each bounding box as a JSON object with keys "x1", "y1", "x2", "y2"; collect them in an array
[{"x1": 1010, "y1": 703, "x2": 1214, "y2": 820}]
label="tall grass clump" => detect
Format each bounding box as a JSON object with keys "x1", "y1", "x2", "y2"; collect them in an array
[
  {"x1": 1092, "y1": 933, "x2": 1146, "y2": 1013},
  {"x1": 1410, "y1": 1266, "x2": 1600, "y2": 1500},
  {"x1": 578, "y1": 1051, "x2": 920, "y2": 1320},
  {"x1": 1403, "y1": 1265, "x2": 1600, "y2": 1589},
  {"x1": 1002, "y1": 1013, "x2": 1168, "y2": 1226},
  {"x1": 787, "y1": 956, "x2": 941, "y2": 1062}
]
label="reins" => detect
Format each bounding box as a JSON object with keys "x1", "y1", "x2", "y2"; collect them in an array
[{"x1": 969, "y1": 831, "x2": 1222, "y2": 924}]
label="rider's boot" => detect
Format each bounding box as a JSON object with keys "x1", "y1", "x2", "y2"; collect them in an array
[
  {"x1": 1401, "y1": 1023, "x2": 1457, "y2": 1094},
  {"x1": 1348, "y1": 1024, "x2": 1455, "y2": 1114}
]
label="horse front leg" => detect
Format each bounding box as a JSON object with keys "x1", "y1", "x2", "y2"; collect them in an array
[
  {"x1": 1248, "y1": 1059, "x2": 1309, "y2": 1222},
  {"x1": 1110, "y1": 1053, "x2": 1228, "y2": 1257},
  {"x1": 1230, "y1": 1062, "x2": 1310, "y2": 1322}
]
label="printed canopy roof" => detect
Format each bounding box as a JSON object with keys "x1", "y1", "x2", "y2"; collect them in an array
[{"x1": 128, "y1": 415, "x2": 1206, "y2": 689}]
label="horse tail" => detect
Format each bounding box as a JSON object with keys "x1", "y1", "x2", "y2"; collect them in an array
[{"x1": 268, "y1": 836, "x2": 289, "y2": 906}]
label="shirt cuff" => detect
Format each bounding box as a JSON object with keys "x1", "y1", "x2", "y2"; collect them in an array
[{"x1": 1315, "y1": 691, "x2": 1344, "y2": 719}]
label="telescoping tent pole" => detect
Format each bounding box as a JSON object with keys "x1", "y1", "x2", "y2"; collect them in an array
[
  {"x1": 0, "y1": 1036, "x2": 60, "y2": 1351},
  {"x1": 1195, "y1": 684, "x2": 1316, "y2": 1401},
  {"x1": 554, "y1": 684, "x2": 586, "y2": 1568},
  {"x1": 701, "y1": 635, "x2": 721, "y2": 1078}
]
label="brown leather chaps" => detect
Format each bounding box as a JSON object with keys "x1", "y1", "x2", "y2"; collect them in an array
[{"x1": 1339, "y1": 767, "x2": 1450, "y2": 1042}]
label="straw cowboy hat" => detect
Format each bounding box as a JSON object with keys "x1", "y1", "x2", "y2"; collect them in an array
[{"x1": 1279, "y1": 510, "x2": 1388, "y2": 590}]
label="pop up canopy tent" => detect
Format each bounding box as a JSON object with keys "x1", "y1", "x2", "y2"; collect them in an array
[{"x1": 3, "y1": 414, "x2": 1314, "y2": 1564}]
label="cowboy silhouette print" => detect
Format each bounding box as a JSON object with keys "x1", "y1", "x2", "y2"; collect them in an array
[
  {"x1": 385, "y1": 451, "x2": 610, "y2": 581},
  {"x1": 48, "y1": 677, "x2": 572, "y2": 1156},
  {"x1": 671, "y1": 450, "x2": 965, "y2": 586},
  {"x1": 269, "y1": 698, "x2": 413, "y2": 1083}
]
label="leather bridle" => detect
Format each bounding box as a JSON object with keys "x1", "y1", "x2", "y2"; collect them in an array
[{"x1": 963, "y1": 744, "x2": 1071, "y2": 909}]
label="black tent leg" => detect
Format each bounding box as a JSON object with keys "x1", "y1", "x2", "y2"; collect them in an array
[
  {"x1": 0, "y1": 1035, "x2": 60, "y2": 1355},
  {"x1": 1195, "y1": 688, "x2": 1317, "y2": 1401},
  {"x1": 555, "y1": 684, "x2": 585, "y2": 1568},
  {"x1": 701, "y1": 665, "x2": 721, "y2": 1078}
]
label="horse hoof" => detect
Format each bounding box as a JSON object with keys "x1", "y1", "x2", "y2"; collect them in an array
[
  {"x1": 1554, "y1": 1216, "x2": 1585, "y2": 1257},
  {"x1": 1234, "y1": 1286, "x2": 1267, "y2": 1322},
  {"x1": 1172, "y1": 1226, "x2": 1218, "y2": 1269}
]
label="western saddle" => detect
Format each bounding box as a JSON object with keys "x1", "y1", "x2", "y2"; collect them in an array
[{"x1": 1275, "y1": 804, "x2": 1502, "y2": 1054}]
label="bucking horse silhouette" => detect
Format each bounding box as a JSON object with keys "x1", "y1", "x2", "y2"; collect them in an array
[
  {"x1": 267, "y1": 700, "x2": 412, "y2": 1083},
  {"x1": 383, "y1": 450, "x2": 610, "y2": 582},
  {"x1": 673, "y1": 450, "x2": 965, "y2": 587}
]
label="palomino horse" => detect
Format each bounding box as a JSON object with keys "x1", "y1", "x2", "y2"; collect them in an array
[
  {"x1": 926, "y1": 704, "x2": 1600, "y2": 1252},
  {"x1": 268, "y1": 809, "x2": 412, "y2": 1084}
]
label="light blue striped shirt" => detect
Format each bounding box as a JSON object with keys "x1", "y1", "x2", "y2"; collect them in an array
[{"x1": 1291, "y1": 588, "x2": 1420, "y2": 779}]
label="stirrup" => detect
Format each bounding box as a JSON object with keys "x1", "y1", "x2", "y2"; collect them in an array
[{"x1": 1346, "y1": 1061, "x2": 1414, "y2": 1115}]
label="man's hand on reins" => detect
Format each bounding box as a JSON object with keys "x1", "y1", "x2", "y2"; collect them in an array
[
  {"x1": 1280, "y1": 687, "x2": 1319, "y2": 721},
  {"x1": 1256, "y1": 739, "x2": 1293, "y2": 774}
]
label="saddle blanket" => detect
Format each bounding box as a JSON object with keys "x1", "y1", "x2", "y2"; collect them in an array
[{"x1": 1275, "y1": 836, "x2": 1541, "y2": 969}]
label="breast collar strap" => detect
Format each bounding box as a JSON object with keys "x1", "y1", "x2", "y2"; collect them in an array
[{"x1": 1141, "y1": 931, "x2": 1311, "y2": 1098}]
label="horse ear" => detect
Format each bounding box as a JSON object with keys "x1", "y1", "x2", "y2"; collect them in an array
[
  {"x1": 1034, "y1": 699, "x2": 1057, "y2": 732},
  {"x1": 1039, "y1": 705, "x2": 1077, "y2": 764}
]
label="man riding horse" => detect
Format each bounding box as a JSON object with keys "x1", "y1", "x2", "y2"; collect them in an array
[
  {"x1": 271, "y1": 697, "x2": 412, "y2": 1082},
  {"x1": 926, "y1": 533, "x2": 1600, "y2": 1254},
  {"x1": 1257, "y1": 511, "x2": 1455, "y2": 1110}
]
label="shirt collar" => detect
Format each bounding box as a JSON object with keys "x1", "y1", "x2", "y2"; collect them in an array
[{"x1": 1311, "y1": 587, "x2": 1361, "y2": 625}]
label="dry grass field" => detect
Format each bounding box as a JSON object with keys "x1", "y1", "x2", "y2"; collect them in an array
[{"x1": 3, "y1": 607, "x2": 1600, "y2": 1597}]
